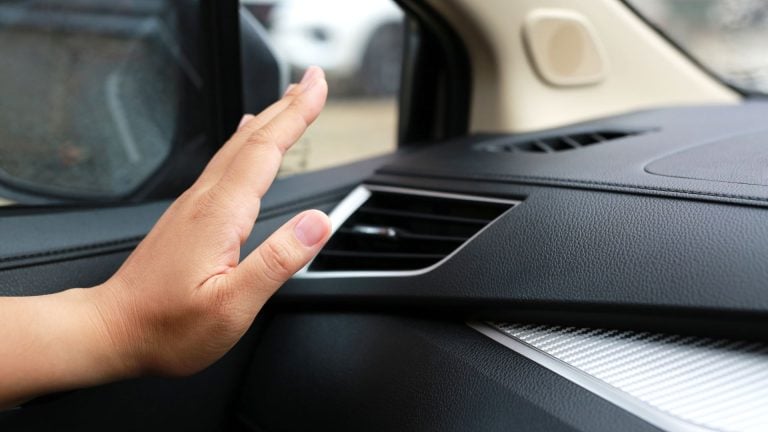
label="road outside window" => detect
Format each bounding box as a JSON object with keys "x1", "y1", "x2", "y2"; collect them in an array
[{"x1": 241, "y1": 0, "x2": 404, "y2": 176}]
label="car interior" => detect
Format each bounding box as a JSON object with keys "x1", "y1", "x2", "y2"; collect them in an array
[{"x1": 1, "y1": 0, "x2": 767, "y2": 431}]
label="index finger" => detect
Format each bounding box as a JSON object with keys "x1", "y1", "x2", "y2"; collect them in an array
[
  {"x1": 210, "y1": 69, "x2": 328, "y2": 222},
  {"x1": 194, "y1": 77, "x2": 311, "y2": 189}
]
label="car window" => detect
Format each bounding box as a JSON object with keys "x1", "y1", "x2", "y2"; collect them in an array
[
  {"x1": 626, "y1": 0, "x2": 768, "y2": 94},
  {"x1": 0, "y1": 0, "x2": 209, "y2": 203},
  {"x1": 241, "y1": 0, "x2": 404, "y2": 176}
]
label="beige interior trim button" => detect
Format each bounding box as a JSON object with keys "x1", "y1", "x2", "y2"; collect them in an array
[{"x1": 523, "y1": 9, "x2": 608, "y2": 87}]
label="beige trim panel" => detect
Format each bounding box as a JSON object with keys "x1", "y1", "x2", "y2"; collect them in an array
[{"x1": 428, "y1": 0, "x2": 740, "y2": 133}]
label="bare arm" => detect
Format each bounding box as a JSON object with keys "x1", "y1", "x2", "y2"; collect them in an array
[{"x1": 0, "y1": 67, "x2": 330, "y2": 408}]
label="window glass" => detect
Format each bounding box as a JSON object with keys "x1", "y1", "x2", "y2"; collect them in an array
[
  {"x1": 626, "y1": 0, "x2": 768, "y2": 94},
  {"x1": 0, "y1": 0, "x2": 208, "y2": 202},
  {"x1": 241, "y1": 0, "x2": 404, "y2": 176}
]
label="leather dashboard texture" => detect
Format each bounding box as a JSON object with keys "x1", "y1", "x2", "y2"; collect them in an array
[
  {"x1": 281, "y1": 176, "x2": 768, "y2": 338},
  {"x1": 3, "y1": 103, "x2": 768, "y2": 429},
  {"x1": 378, "y1": 102, "x2": 768, "y2": 207},
  {"x1": 278, "y1": 103, "x2": 768, "y2": 339},
  {"x1": 2, "y1": 102, "x2": 768, "y2": 358}
]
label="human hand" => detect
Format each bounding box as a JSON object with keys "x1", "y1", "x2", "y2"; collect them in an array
[
  {"x1": 0, "y1": 67, "x2": 333, "y2": 410},
  {"x1": 87, "y1": 66, "x2": 331, "y2": 377}
]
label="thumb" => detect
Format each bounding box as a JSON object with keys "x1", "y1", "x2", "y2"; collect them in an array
[{"x1": 229, "y1": 210, "x2": 331, "y2": 308}]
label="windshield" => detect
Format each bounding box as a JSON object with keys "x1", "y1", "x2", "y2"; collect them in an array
[{"x1": 626, "y1": 0, "x2": 768, "y2": 94}]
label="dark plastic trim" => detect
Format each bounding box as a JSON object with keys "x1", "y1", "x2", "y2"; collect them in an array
[
  {"x1": 206, "y1": 0, "x2": 245, "y2": 144},
  {"x1": 395, "y1": 0, "x2": 472, "y2": 145}
]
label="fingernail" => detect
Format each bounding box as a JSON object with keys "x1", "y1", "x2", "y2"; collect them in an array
[
  {"x1": 283, "y1": 83, "x2": 297, "y2": 97},
  {"x1": 294, "y1": 211, "x2": 328, "y2": 247},
  {"x1": 299, "y1": 66, "x2": 323, "y2": 93},
  {"x1": 238, "y1": 114, "x2": 253, "y2": 130},
  {"x1": 300, "y1": 66, "x2": 318, "y2": 85}
]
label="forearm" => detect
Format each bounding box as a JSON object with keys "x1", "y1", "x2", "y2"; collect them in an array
[{"x1": 0, "y1": 287, "x2": 129, "y2": 409}]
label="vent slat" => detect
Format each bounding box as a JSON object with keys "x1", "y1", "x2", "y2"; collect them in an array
[
  {"x1": 358, "y1": 207, "x2": 491, "y2": 225},
  {"x1": 310, "y1": 254, "x2": 441, "y2": 272},
  {"x1": 562, "y1": 135, "x2": 582, "y2": 148},
  {"x1": 331, "y1": 230, "x2": 463, "y2": 255},
  {"x1": 533, "y1": 140, "x2": 553, "y2": 153},
  {"x1": 476, "y1": 130, "x2": 642, "y2": 154},
  {"x1": 338, "y1": 227, "x2": 468, "y2": 243},
  {"x1": 319, "y1": 250, "x2": 446, "y2": 260},
  {"x1": 591, "y1": 133, "x2": 607, "y2": 142},
  {"x1": 306, "y1": 187, "x2": 516, "y2": 273}
]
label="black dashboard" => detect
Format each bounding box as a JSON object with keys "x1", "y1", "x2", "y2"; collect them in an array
[
  {"x1": 3, "y1": 103, "x2": 768, "y2": 431},
  {"x1": 242, "y1": 102, "x2": 768, "y2": 431},
  {"x1": 280, "y1": 102, "x2": 768, "y2": 339}
]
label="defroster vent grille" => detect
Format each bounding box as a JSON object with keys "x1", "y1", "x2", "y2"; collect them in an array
[
  {"x1": 477, "y1": 130, "x2": 642, "y2": 153},
  {"x1": 303, "y1": 185, "x2": 518, "y2": 275}
]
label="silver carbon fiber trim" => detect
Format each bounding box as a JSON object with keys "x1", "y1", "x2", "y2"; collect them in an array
[
  {"x1": 472, "y1": 322, "x2": 768, "y2": 432},
  {"x1": 294, "y1": 185, "x2": 519, "y2": 279}
]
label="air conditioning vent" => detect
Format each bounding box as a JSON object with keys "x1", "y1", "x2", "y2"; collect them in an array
[
  {"x1": 477, "y1": 130, "x2": 641, "y2": 153},
  {"x1": 303, "y1": 186, "x2": 519, "y2": 275}
]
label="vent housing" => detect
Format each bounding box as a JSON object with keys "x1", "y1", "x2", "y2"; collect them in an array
[
  {"x1": 305, "y1": 186, "x2": 517, "y2": 274},
  {"x1": 477, "y1": 130, "x2": 641, "y2": 153}
]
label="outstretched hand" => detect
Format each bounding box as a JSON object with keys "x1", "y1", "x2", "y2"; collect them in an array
[
  {"x1": 0, "y1": 66, "x2": 331, "y2": 406},
  {"x1": 95, "y1": 66, "x2": 331, "y2": 376}
]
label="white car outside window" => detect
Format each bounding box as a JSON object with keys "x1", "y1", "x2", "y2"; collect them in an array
[{"x1": 267, "y1": 0, "x2": 403, "y2": 95}]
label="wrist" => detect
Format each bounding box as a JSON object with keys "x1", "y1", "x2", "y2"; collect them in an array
[{"x1": 71, "y1": 283, "x2": 143, "y2": 381}]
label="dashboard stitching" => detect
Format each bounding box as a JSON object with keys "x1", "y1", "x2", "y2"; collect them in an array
[{"x1": 378, "y1": 169, "x2": 768, "y2": 203}]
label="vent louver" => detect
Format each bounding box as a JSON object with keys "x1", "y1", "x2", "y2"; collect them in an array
[
  {"x1": 304, "y1": 186, "x2": 518, "y2": 275},
  {"x1": 478, "y1": 130, "x2": 641, "y2": 153}
]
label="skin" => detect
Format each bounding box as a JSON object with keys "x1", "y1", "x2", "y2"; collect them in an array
[{"x1": 0, "y1": 66, "x2": 331, "y2": 409}]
